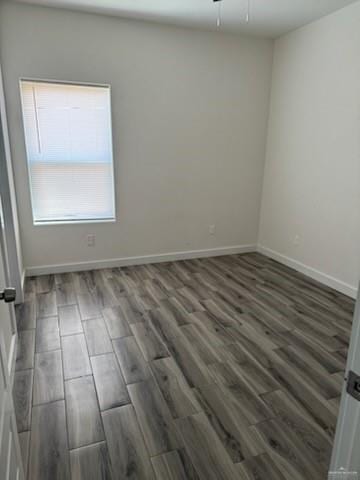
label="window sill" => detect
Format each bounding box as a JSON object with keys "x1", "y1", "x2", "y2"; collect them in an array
[{"x1": 33, "y1": 218, "x2": 116, "y2": 226}]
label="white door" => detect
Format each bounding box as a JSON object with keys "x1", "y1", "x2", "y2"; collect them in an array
[
  {"x1": 0, "y1": 198, "x2": 24, "y2": 480},
  {"x1": 329, "y1": 284, "x2": 360, "y2": 479}
]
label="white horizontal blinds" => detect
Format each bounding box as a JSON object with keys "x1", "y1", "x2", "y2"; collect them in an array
[{"x1": 20, "y1": 80, "x2": 115, "y2": 222}]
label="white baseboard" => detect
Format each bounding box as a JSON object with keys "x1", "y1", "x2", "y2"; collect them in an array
[
  {"x1": 25, "y1": 244, "x2": 257, "y2": 277},
  {"x1": 258, "y1": 245, "x2": 358, "y2": 299}
]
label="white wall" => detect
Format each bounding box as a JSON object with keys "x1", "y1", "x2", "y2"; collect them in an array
[
  {"x1": 0, "y1": 2, "x2": 273, "y2": 272},
  {"x1": 259, "y1": 2, "x2": 360, "y2": 297}
]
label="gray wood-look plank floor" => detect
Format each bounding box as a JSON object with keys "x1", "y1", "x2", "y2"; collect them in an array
[{"x1": 14, "y1": 253, "x2": 354, "y2": 479}]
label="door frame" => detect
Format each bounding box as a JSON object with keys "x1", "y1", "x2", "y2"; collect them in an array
[
  {"x1": 329, "y1": 283, "x2": 360, "y2": 477},
  {"x1": 0, "y1": 63, "x2": 24, "y2": 305},
  {"x1": 0, "y1": 62, "x2": 25, "y2": 480}
]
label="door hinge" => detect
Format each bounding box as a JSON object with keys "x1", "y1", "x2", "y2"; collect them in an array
[
  {"x1": 0, "y1": 287, "x2": 16, "y2": 303},
  {"x1": 346, "y1": 370, "x2": 360, "y2": 401}
]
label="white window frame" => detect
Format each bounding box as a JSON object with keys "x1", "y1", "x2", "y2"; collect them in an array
[{"x1": 19, "y1": 77, "x2": 116, "y2": 226}]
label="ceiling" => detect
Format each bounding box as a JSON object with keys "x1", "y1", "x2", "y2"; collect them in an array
[{"x1": 9, "y1": 0, "x2": 359, "y2": 37}]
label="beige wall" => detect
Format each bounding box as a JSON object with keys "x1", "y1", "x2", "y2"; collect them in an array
[
  {"x1": 0, "y1": 1, "x2": 273, "y2": 271},
  {"x1": 259, "y1": 2, "x2": 360, "y2": 297}
]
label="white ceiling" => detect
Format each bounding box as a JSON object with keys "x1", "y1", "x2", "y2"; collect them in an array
[{"x1": 9, "y1": 0, "x2": 359, "y2": 37}]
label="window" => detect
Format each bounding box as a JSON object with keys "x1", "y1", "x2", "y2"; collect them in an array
[{"x1": 20, "y1": 80, "x2": 115, "y2": 224}]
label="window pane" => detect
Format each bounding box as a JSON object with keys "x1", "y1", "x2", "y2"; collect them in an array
[
  {"x1": 20, "y1": 80, "x2": 115, "y2": 223},
  {"x1": 29, "y1": 162, "x2": 114, "y2": 221}
]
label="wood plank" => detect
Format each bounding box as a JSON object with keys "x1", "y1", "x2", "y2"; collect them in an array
[
  {"x1": 62, "y1": 334, "x2": 92, "y2": 380},
  {"x1": 103, "y1": 306, "x2": 132, "y2": 339},
  {"x1": 180, "y1": 324, "x2": 225, "y2": 365},
  {"x1": 160, "y1": 297, "x2": 191, "y2": 326},
  {"x1": 221, "y1": 331, "x2": 278, "y2": 372},
  {"x1": 201, "y1": 298, "x2": 240, "y2": 328},
  {"x1": 191, "y1": 308, "x2": 237, "y2": 347},
  {"x1": 16, "y1": 300, "x2": 36, "y2": 331},
  {"x1": 201, "y1": 367, "x2": 273, "y2": 426},
  {"x1": 144, "y1": 279, "x2": 168, "y2": 303},
  {"x1": 58, "y1": 304, "x2": 83, "y2": 336},
  {"x1": 165, "y1": 333, "x2": 213, "y2": 388},
  {"x1": 211, "y1": 288, "x2": 246, "y2": 318},
  {"x1": 19, "y1": 432, "x2": 30, "y2": 480},
  {"x1": 113, "y1": 336, "x2": 149, "y2": 384},
  {"x1": 329, "y1": 395, "x2": 342, "y2": 411},
  {"x1": 194, "y1": 383, "x2": 264, "y2": 463},
  {"x1": 35, "y1": 275, "x2": 55, "y2": 294},
  {"x1": 65, "y1": 376, "x2": 104, "y2": 449},
  {"x1": 236, "y1": 453, "x2": 288, "y2": 480},
  {"x1": 278, "y1": 329, "x2": 345, "y2": 374},
  {"x1": 176, "y1": 412, "x2": 238, "y2": 480},
  {"x1": 107, "y1": 276, "x2": 128, "y2": 298},
  {"x1": 16, "y1": 330, "x2": 35, "y2": 370},
  {"x1": 83, "y1": 317, "x2": 113, "y2": 355},
  {"x1": 172, "y1": 289, "x2": 203, "y2": 314},
  {"x1": 224, "y1": 355, "x2": 281, "y2": 395},
  {"x1": 275, "y1": 345, "x2": 341, "y2": 400},
  {"x1": 150, "y1": 357, "x2": 200, "y2": 419},
  {"x1": 118, "y1": 296, "x2": 144, "y2": 324},
  {"x1": 102, "y1": 405, "x2": 155, "y2": 479},
  {"x1": 91, "y1": 353, "x2": 130, "y2": 410},
  {"x1": 267, "y1": 359, "x2": 338, "y2": 436},
  {"x1": 55, "y1": 272, "x2": 73, "y2": 285},
  {"x1": 251, "y1": 418, "x2": 326, "y2": 480},
  {"x1": 56, "y1": 282, "x2": 77, "y2": 307},
  {"x1": 223, "y1": 342, "x2": 248, "y2": 364},
  {"x1": 54, "y1": 272, "x2": 73, "y2": 286},
  {"x1": 182, "y1": 279, "x2": 212, "y2": 301},
  {"x1": 229, "y1": 321, "x2": 280, "y2": 353},
  {"x1": 13, "y1": 369, "x2": 33, "y2": 432},
  {"x1": 70, "y1": 442, "x2": 113, "y2": 480},
  {"x1": 146, "y1": 308, "x2": 183, "y2": 343},
  {"x1": 152, "y1": 449, "x2": 200, "y2": 480},
  {"x1": 131, "y1": 321, "x2": 169, "y2": 362},
  {"x1": 33, "y1": 350, "x2": 64, "y2": 405},
  {"x1": 241, "y1": 300, "x2": 292, "y2": 334},
  {"x1": 128, "y1": 377, "x2": 180, "y2": 456},
  {"x1": 133, "y1": 292, "x2": 158, "y2": 312},
  {"x1": 24, "y1": 277, "x2": 36, "y2": 300},
  {"x1": 262, "y1": 389, "x2": 333, "y2": 466},
  {"x1": 169, "y1": 262, "x2": 192, "y2": 282},
  {"x1": 35, "y1": 316, "x2": 60, "y2": 353},
  {"x1": 291, "y1": 317, "x2": 344, "y2": 353},
  {"x1": 239, "y1": 312, "x2": 288, "y2": 348},
  {"x1": 36, "y1": 291, "x2": 57, "y2": 317},
  {"x1": 72, "y1": 272, "x2": 92, "y2": 295},
  {"x1": 77, "y1": 292, "x2": 100, "y2": 320},
  {"x1": 28, "y1": 400, "x2": 70, "y2": 480},
  {"x1": 155, "y1": 270, "x2": 183, "y2": 291},
  {"x1": 92, "y1": 280, "x2": 118, "y2": 309}
]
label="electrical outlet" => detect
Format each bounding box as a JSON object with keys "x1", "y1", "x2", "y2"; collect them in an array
[
  {"x1": 87, "y1": 234, "x2": 95, "y2": 247},
  {"x1": 209, "y1": 225, "x2": 216, "y2": 235}
]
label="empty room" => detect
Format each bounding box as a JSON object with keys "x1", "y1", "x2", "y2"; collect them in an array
[{"x1": 0, "y1": 0, "x2": 359, "y2": 479}]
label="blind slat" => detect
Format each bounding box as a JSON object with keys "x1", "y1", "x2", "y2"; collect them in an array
[{"x1": 20, "y1": 80, "x2": 115, "y2": 223}]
